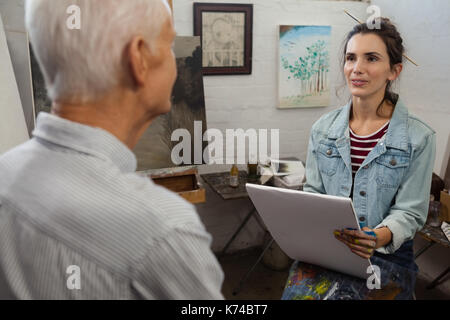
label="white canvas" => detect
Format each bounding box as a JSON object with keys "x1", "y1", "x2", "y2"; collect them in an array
[
  {"x1": 246, "y1": 183, "x2": 375, "y2": 280},
  {"x1": 0, "y1": 15, "x2": 29, "y2": 155}
]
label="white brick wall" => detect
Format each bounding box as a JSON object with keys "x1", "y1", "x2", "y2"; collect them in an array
[
  {"x1": 372, "y1": 0, "x2": 450, "y2": 178},
  {"x1": 0, "y1": 0, "x2": 34, "y2": 135},
  {"x1": 177, "y1": 1, "x2": 450, "y2": 260},
  {"x1": 175, "y1": 0, "x2": 369, "y2": 166},
  {"x1": 174, "y1": 0, "x2": 370, "y2": 252},
  {"x1": 372, "y1": 0, "x2": 450, "y2": 293}
]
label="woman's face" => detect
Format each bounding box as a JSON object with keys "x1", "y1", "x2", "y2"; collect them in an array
[{"x1": 344, "y1": 33, "x2": 400, "y2": 100}]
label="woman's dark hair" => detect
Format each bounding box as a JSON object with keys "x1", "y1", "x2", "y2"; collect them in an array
[{"x1": 342, "y1": 18, "x2": 404, "y2": 114}]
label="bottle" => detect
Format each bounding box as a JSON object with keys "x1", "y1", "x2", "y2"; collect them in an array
[
  {"x1": 247, "y1": 163, "x2": 258, "y2": 182},
  {"x1": 229, "y1": 164, "x2": 239, "y2": 188}
]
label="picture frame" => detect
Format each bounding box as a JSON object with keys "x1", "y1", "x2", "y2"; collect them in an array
[{"x1": 193, "y1": 3, "x2": 253, "y2": 75}]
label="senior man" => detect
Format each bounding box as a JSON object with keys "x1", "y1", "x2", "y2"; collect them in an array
[{"x1": 0, "y1": 0, "x2": 224, "y2": 299}]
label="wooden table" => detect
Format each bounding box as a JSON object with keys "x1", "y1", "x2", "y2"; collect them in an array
[
  {"x1": 201, "y1": 171, "x2": 257, "y2": 200},
  {"x1": 415, "y1": 223, "x2": 450, "y2": 289},
  {"x1": 201, "y1": 171, "x2": 274, "y2": 295},
  {"x1": 201, "y1": 171, "x2": 263, "y2": 256},
  {"x1": 202, "y1": 160, "x2": 303, "y2": 295}
]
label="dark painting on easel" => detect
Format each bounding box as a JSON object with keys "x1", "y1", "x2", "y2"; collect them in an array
[
  {"x1": 134, "y1": 36, "x2": 208, "y2": 171},
  {"x1": 30, "y1": 36, "x2": 207, "y2": 171},
  {"x1": 30, "y1": 45, "x2": 51, "y2": 117}
]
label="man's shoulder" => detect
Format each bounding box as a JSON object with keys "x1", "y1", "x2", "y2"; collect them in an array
[
  {"x1": 84, "y1": 172, "x2": 209, "y2": 274},
  {"x1": 68, "y1": 167, "x2": 205, "y2": 245},
  {"x1": 117, "y1": 173, "x2": 203, "y2": 229},
  {"x1": 1, "y1": 139, "x2": 203, "y2": 232},
  {"x1": 0, "y1": 142, "x2": 206, "y2": 271}
]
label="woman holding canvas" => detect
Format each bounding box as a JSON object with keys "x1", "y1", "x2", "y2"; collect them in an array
[{"x1": 283, "y1": 18, "x2": 435, "y2": 300}]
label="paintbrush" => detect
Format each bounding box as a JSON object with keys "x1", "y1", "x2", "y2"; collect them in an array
[{"x1": 344, "y1": 9, "x2": 419, "y2": 66}]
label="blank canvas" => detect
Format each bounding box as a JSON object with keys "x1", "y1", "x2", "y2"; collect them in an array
[
  {"x1": 0, "y1": 15, "x2": 29, "y2": 155},
  {"x1": 246, "y1": 183, "x2": 374, "y2": 279}
]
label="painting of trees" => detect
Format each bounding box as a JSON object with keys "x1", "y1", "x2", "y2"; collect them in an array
[{"x1": 279, "y1": 26, "x2": 331, "y2": 108}]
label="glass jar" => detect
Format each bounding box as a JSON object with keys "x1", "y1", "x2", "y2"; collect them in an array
[{"x1": 427, "y1": 200, "x2": 442, "y2": 227}]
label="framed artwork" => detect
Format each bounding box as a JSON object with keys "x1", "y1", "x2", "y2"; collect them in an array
[
  {"x1": 279, "y1": 25, "x2": 331, "y2": 108},
  {"x1": 194, "y1": 3, "x2": 253, "y2": 75}
]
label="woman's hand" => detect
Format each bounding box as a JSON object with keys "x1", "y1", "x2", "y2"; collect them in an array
[
  {"x1": 334, "y1": 226, "x2": 393, "y2": 259},
  {"x1": 334, "y1": 227, "x2": 377, "y2": 259}
]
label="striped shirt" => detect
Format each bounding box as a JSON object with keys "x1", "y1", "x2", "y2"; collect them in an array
[
  {"x1": 350, "y1": 121, "x2": 390, "y2": 177},
  {"x1": 0, "y1": 113, "x2": 224, "y2": 300}
]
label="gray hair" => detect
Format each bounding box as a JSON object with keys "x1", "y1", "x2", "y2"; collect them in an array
[{"x1": 25, "y1": 0, "x2": 171, "y2": 103}]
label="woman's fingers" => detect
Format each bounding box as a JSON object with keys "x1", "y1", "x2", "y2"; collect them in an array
[
  {"x1": 350, "y1": 237, "x2": 376, "y2": 248},
  {"x1": 351, "y1": 249, "x2": 372, "y2": 259},
  {"x1": 335, "y1": 233, "x2": 372, "y2": 258},
  {"x1": 340, "y1": 228, "x2": 377, "y2": 241},
  {"x1": 334, "y1": 231, "x2": 376, "y2": 248},
  {"x1": 336, "y1": 234, "x2": 375, "y2": 253},
  {"x1": 334, "y1": 232, "x2": 375, "y2": 258}
]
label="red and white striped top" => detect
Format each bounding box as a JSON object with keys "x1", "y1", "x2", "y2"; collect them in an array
[{"x1": 350, "y1": 121, "x2": 390, "y2": 177}]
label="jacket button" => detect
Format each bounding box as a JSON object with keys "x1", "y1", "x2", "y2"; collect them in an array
[
  {"x1": 359, "y1": 217, "x2": 366, "y2": 222},
  {"x1": 360, "y1": 191, "x2": 366, "y2": 196},
  {"x1": 326, "y1": 149, "x2": 332, "y2": 156},
  {"x1": 363, "y1": 165, "x2": 369, "y2": 169},
  {"x1": 390, "y1": 159, "x2": 397, "y2": 166}
]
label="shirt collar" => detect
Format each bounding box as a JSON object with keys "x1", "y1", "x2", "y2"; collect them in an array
[
  {"x1": 327, "y1": 98, "x2": 409, "y2": 151},
  {"x1": 32, "y1": 113, "x2": 137, "y2": 173}
]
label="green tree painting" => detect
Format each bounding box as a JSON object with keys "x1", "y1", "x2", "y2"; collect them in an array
[{"x1": 279, "y1": 26, "x2": 331, "y2": 108}]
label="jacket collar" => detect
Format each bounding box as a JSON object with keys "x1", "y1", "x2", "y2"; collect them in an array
[{"x1": 328, "y1": 99, "x2": 409, "y2": 151}]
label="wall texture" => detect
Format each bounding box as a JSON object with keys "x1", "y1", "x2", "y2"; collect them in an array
[
  {"x1": 175, "y1": 0, "x2": 369, "y2": 253},
  {"x1": 0, "y1": 0, "x2": 34, "y2": 136},
  {"x1": 372, "y1": 0, "x2": 450, "y2": 293},
  {"x1": 175, "y1": 0, "x2": 368, "y2": 165},
  {"x1": 372, "y1": 0, "x2": 450, "y2": 179},
  {"x1": 181, "y1": 0, "x2": 450, "y2": 293}
]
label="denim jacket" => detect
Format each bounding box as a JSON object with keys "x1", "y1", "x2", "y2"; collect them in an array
[{"x1": 304, "y1": 99, "x2": 436, "y2": 254}]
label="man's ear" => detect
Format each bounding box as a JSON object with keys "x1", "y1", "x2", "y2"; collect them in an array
[
  {"x1": 128, "y1": 36, "x2": 151, "y2": 86},
  {"x1": 388, "y1": 63, "x2": 403, "y2": 81}
]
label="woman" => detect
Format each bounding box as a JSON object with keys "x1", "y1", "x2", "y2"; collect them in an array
[{"x1": 282, "y1": 18, "x2": 436, "y2": 300}]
